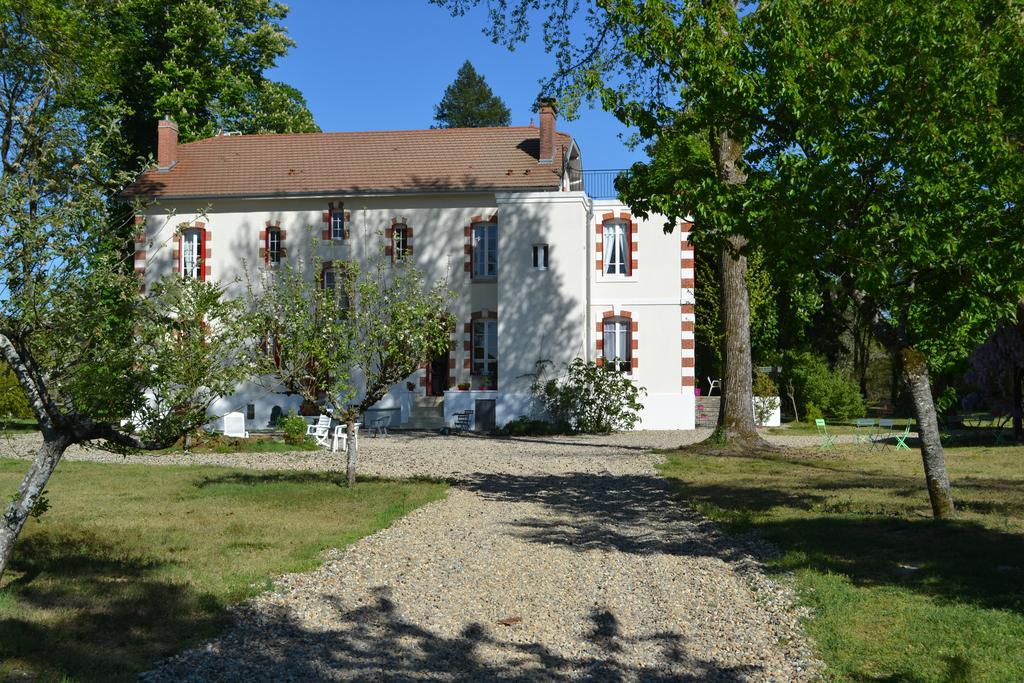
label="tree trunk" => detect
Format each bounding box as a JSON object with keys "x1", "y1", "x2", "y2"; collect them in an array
[
  {"x1": 345, "y1": 416, "x2": 358, "y2": 487},
  {"x1": 786, "y1": 380, "x2": 799, "y2": 423},
  {"x1": 900, "y1": 348, "x2": 955, "y2": 518},
  {"x1": 0, "y1": 431, "x2": 70, "y2": 581},
  {"x1": 716, "y1": 238, "x2": 764, "y2": 446},
  {"x1": 1012, "y1": 365, "x2": 1022, "y2": 442},
  {"x1": 707, "y1": 127, "x2": 766, "y2": 448}
]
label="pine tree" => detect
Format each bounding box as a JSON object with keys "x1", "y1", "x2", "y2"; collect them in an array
[{"x1": 433, "y1": 61, "x2": 511, "y2": 128}]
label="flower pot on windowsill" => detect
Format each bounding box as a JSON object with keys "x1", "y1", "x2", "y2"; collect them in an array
[{"x1": 457, "y1": 383, "x2": 471, "y2": 391}]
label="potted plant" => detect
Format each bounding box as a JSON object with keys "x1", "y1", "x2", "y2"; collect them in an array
[{"x1": 457, "y1": 382, "x2": 471, "y2": 391}]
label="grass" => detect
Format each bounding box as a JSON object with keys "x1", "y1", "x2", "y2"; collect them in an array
[
  {"x1": 657, "y1": 443, "x2": 1024, "y2": 682},
  {"x1": 156, "y1": 433, "x2": 321, "y2": 454},
  {"x1": 0, "y1": 458, "x2": 447, "y2": 682},
  {"x1": 768, "y1": 418, "x2": 915, "y2": 436}
]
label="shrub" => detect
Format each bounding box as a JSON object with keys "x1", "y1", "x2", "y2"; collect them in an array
[
  {"x1": 752, "y1": 369, "x2": 778, "y2": 397},
  {"x1": 538, "y1": 358, "x2": 645, "y2": 433},
  {"x1": 280, "y1": 411, "x2": 310, "y2": 445},
  {"x1": 781, "y1": 351, "x2": 866, "y2": 419},
  {"x1": 498, "y1": 415, "x2": 566, "y2": 436},
  {"x1": 0, "y1": 362, "x2": 33, "y2": 420},
  {"x1": 752, "y1": 370, "x2": 781, "y2": 425}
]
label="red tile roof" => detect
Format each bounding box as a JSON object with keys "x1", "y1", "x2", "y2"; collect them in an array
[{"x1": 123, "y1": 126, "x2": 573, "y2": 199}]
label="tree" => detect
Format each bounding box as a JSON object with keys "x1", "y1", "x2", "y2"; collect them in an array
[
  {"x1": 251, "y1": 237, "x2": 455, "y2": 486},
  {"x1": 695, "y1": 245, "x2": 779, "y2": 375},
  {"x1": 433, "y1": 60, "x2": 511, "y2": 128},
  {"x1": 0, "y1": 361, "x2": 33, "y2": 420},
  {"x1": 0, "y1": 0, "x2": 256, "y2": 582},
  {"x1": 103, "y1": 0, "x2": 319, "y2": 166},
  {"x1": 432, "y1": 1, "x2": 774, "y2": 448},
  {"x1": 754, "y1": 0, "x2": 1024, "y2": 516},
  {"x1": 965, "y1": 313, "x2": 1024, "y2": 442}
]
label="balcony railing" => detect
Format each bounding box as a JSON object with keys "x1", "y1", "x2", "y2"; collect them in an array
[{"x1": 566, "y1": 168, "x2": 629, "y2": 200}]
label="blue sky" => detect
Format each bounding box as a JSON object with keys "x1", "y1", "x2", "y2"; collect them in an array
[{"x1": 268, "y1": 1, "x2": 645, "y2": 170}]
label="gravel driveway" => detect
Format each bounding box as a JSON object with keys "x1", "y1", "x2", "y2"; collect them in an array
[{"x1": 4, "y1": 430, "x2": 821, "y2": 681}]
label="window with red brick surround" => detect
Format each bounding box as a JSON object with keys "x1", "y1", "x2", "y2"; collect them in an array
[
  {"x1": 321, "y1": 202, "x2": 350, "y2": 241},
  {"x1": 259, "y1": 220, "x2": 286, "y2": 266},
  {"x1": 596, "y1": 310, "x2": 638, "y2": 372},
  {"x1": 385, "y1": 218, "x2": 413, "y2": 262},
  {"x1": 464, "y1": 214, "x2": 497, "y2": 277},
  {"x1": 175, "y1": 222, "x2": 209, "y2": 281},
  {"x1": 595, "y1": 212, "x2": 638, "y2": 276}
]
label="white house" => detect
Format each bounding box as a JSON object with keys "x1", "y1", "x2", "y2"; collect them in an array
[{"x1": 125, "y1": 102, "x2": 697, "y2": 431}]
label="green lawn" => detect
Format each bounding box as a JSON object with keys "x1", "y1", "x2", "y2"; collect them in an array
[
  {"x1": 0, "y1": 459, "x2": 447, "y2": 682},
  {"x1": 658, "y1": 444, "x2": 1024, "y2": 682},
  {"x1": 769, "y1": 418, "x2": 915, "y2": 436},
  {"x1": 157, "y1": 433, "x2": 321, "y2": 454}
]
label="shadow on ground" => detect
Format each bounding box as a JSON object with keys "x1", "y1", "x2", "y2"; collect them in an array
[
  {"x1": 459, "y1": 472, "x2": 755, "y2": 561},
  {"x1": 144, "y1": 586, "x2": 762, "y2": 682},
  {"x1": 1, "y1": 529, "x2": 227, "y2": 682},
  {"x1": 660, "y1": 468, "x2": 1024, "y2": 614}
]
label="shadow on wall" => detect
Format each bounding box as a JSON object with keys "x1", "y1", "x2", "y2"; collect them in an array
[
  {"x1": 143, "y1": 190, "x2": 598, "y2": 427},
  {"x1": 495, "y1": 198, "x2": 588, "y2": 409}
]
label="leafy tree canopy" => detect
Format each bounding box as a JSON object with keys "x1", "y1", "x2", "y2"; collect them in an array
[{"x1": 433, "y1": 60, "x2": 512, "y2": 128}]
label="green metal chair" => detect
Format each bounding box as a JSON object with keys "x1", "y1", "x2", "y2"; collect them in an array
[
  {"x1": 815, "y1": 418, "x2": 836, "y2": 451},
  {"x1": 893, "y1": 424, "x2": 912, "y2": 451},
  {"x1": 854, "y1": 418, "x2": 876, "y2": 446},
  {"x1": 871, "y1": 418, "x2": 895, "y2": 450}
]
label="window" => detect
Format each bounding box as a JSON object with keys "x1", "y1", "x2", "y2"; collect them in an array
[
  {"x1": 182, "y1": 228, "x2": 203, "y2": 279},
  {"x1": 472, "y1": 319, "x2": 498, "y2": 387},
  {"x1": 322, "y1": 266, "x2": 336, "y2": 291},
  {"x1": 330, "y1": 208, "x2": 345, "y2": 241},
  {"x1": 321, "y1": 264, "x2": 351, "y2": 311},
  {"x1": 532, "y1": 243, "x2": 549, "y2": 270},
  {"x1": 393, "y1": 224, "x2": 411, "y2": 260},
  {"x1": 602, "y1": 318, "x2": 632, "y2": 371},
  {"x1": 603, "y1": 220, "x2": 629, "y2": 275},
  {"x1": 472, "y1": 222, "x2": 497, "y2": 278},
  {"x1": 267, "y1": 227, "x2": 282, "y2": 266},
  {"x1": 246, "y1": 404, "x2": 255, "y2": 420}
]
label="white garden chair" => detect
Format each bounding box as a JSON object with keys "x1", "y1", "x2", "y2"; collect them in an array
[
  {"x1": 332, "y1": 423, "x2": 360, "y2": 453},
  {"x1": 222, "y1": 411, "x2": 249, "y2": 438},
  {"x1": 306, "y1": 414, "x2": 332, "y2": 448},
  {"x1": 707, "y1": 377, "x2": 722, "y2": 396}
]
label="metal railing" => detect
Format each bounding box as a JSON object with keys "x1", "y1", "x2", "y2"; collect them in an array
[{"x1": 566, "y1": 168, "x2": 629, "y2": 200}]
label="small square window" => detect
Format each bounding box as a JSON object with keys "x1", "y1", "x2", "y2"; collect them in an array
[{"x1": 532, "y1": 244, "x2": 549, "y2": 270}]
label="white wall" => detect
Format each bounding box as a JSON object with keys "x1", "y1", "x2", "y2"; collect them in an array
[{"x1": 139, "y1": 190, "x2": 698, "y2": 431}]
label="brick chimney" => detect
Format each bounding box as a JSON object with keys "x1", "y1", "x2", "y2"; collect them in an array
[
  {"x1": 157, "y1": 116, "x2": 178, "y2": 171},
  {"x1": 537, "y1": 98, "x2": 557, "y2": 164}
]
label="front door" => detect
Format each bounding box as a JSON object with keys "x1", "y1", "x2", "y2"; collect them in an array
[{"x1": 427, "y1": 354, "x2": 448, "y2": 396}]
